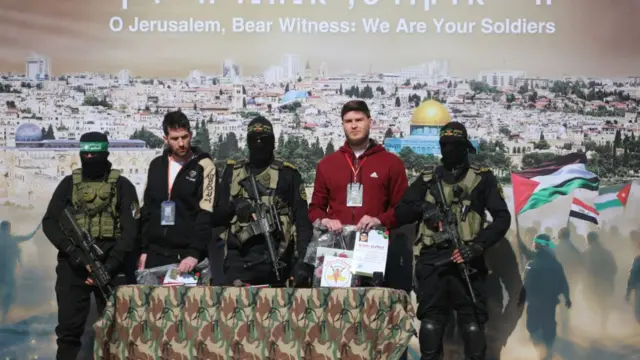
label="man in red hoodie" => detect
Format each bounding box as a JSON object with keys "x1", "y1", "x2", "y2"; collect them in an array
[{"x1": 309, "y1": 99, "x2": 408, "y2": 234}]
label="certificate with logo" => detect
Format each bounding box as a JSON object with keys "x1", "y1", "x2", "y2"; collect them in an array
[{"x1": 320, "y1": 256, "x2": 354, "y2": 288}]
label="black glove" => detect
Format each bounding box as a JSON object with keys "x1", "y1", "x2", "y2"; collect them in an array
[
  {"x1": 458, "y1": 243, "x2": 483, "y2": 262},
  {"x1": 291, "y1": 261, "x2": 314, "y2": 287},
  {"x1": 233, "y1": 198, "x2": 254, "y2": 219},
  {"x1": 565, "y1": 298, "x2": 572, "y2": 309}
]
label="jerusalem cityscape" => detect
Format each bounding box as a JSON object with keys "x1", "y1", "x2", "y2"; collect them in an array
[
  {"x1": 2, "y1": 53, "x2": 639, "y2": 207},
  {"x1": 1, "y1": 52, "x2": 640, "y2": 359}
]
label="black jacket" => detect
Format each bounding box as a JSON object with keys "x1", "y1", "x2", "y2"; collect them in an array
[
  {"x1": 41, "y1": 164, "x2": 140, "y2": 275},
  {"x1": 140, "y1": 147, "x2": 216, "y2": 261}
]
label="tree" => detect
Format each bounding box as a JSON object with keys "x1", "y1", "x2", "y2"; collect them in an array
[
  {"x1": 242, "y1": 97, "x2": 247, "y2": 108},
  {"x1": 498, "y1": 126, "x2": 510, "y2": 137},
  {"x1": 395, "y1": 96, "x2": 401, "y2": 107},
  {"x1": 521, "y1": 152, "x2": 556, "y2": 168},
  {"x1": 242, "y1": 85, "x2": 246, "y2": 95},
  {"x1": 325, "y1": 141, "x2": 335, "y2": 155},
  {"x1": 130, "y1": 127, "x2": 164, "y2": 148},
  {"x1": 285, "y1": 83, "x2": 290, "y2": 93},
  {"x1": 43, "y1": 124, "x2": 55, "y2": 140},
  {"x1": 297, "y1": 76, "x2": 302, "y2": 82},
  {"x1": 339, "y1": 84, "x2": 343, "y2": 95},
  {"x1": 293, "y1": 113, "x2": 301, "y2": 129},
  {"x1": 277, "y1": 132, "x2": 286, "y2": 149},
  {"x1": 539, "y1": 131, "x2": 545, "y2": 141},
  {"x1": 384, "y1": 128, "x2": 394, "y2": 139},
  {"x1": 614, "y1": 129, "x2": 622, "y2": 148}
]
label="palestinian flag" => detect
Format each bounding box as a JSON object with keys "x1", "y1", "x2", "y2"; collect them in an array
[
  {"x1": 511, "y1": 153, "x2": 599, "y2": 215},
  {"x1": 569, "y1": 198, "x2": 599, "y2": 224},
  {"x1": 594, "y1": 182, "x2": 632, "y2": 212}
]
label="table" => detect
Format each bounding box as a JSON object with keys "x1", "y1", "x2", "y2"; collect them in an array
[{"x1": 94, "y1": 286, "x2": 416, "y2": 360}]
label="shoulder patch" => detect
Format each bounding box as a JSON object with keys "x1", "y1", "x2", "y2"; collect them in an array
[
  {"x1": 283, "y1": 161, "x2": 296, "y2": 169},
  {"x1": 471, "y1": 165, "x2": 490, "y2": 173}
]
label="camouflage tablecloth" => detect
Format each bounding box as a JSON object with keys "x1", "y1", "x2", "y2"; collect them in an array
[{"x1": 94, "y1": 285, "x2": 416, "y2": 360}]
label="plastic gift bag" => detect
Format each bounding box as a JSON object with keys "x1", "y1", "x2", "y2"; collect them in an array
[{"x1": 135, "y1": 258, "x2": 211, "y2": 286}]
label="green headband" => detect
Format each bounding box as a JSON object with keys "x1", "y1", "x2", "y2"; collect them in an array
[
  {"x1": 534, "y1": 236, "x2": 556, "y2": 249},
  {"x1": 80, "y1": 141, "x2": 108, "y2": 152}
]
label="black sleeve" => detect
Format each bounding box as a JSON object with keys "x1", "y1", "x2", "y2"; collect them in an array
[
  {"x1": 211, "y1": 164, "x2": 235, "y2": 227},
  {"x1": 41, "y1": 176, "x2": 74, "y2": 253},
  {"x1": 393, "y1": 175, "x2": 429, "y2": 227},
  {"x1": 286, "y1": 169, "x2": 313, "y2": 259},
  {"x1": 139, "y1": 160, "x2": 156, "y2": 253},
  {"x1": 474, "y1": 171, "x2": 511, "y2": 249},
  {"x1": 184, "y1": 157, "x2": 217, "y2": 262},
  {"x1": 104, "y1": 177, "x2": 140, "y2": 273}
]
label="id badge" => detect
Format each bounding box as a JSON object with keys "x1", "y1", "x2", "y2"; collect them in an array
[
  {"x1": 161, "y1": 200, "x2": 176, "y2": 226},
  {"x1": 346, "y1": 183, "x2": 363, "y2": 207}
]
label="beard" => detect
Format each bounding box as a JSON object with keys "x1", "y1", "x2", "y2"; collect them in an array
[
  {"x1": 168, "y1": 143, "x2": 190, "y2": 158},
  {"x1": 345, "y1": 130, "x2": 370, "y2": 147}
]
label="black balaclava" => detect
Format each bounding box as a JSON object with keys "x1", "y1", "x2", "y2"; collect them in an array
[
  {"x1": 247, "y1": 116, "x2": 275, "y2": 170},
  {"x1": 79, "y1": 132, "x2": 111, "y2": 180},
  {"x1": 439, "y1": 121, "x2": 476, "y2": 174}
]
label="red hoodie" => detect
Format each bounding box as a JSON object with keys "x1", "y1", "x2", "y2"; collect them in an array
[{"x1": 308, "y1": 140, "x2": 408, "y2": 229}]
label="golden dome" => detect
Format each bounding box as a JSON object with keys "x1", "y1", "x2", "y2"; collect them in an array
[{"x1": 410, "y1": 100, "x2": 451, "y2": 126}]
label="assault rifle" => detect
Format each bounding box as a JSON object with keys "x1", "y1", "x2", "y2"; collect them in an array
[
  {"x1": 241, "y1": 173, "x2": 286, "y2": 282},
  {"x1": 59, "y1": 207, "x2": 114, "y2": 299},
  {"x1": 427, "y1": 177, "x2": 477, "y2": 303}
]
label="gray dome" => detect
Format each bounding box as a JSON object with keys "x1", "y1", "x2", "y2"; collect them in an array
[{"x1": 15, "y1": 123, "x2": 43, "y2": 142}]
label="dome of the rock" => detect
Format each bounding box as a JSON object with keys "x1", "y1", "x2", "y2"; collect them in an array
[
  {"x1": 410, "y1": 100, "x2": 451, "y2": 127},
  {"x1": 15, "y1": 123, "x2": 43, "y2": 142}
]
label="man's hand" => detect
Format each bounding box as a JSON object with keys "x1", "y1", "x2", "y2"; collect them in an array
[
  {"x1": 178, "y1": 256, "x2": 198, "y2": 273},
  {"x1": 452, "y1": 243, "x2": 483, "y2": 264},
  {"x1": 85, "y1": 265, "x2": 93, "y2": 285},
  {"x1": 138, "y1": 253, "x2": 147, "y2": 270},
  {"x1": 321, "y1": 218, "x2": 343, "y2": 232},
  {"x1": 356, "y1": 215, "x2": 381, "y2": 232}
]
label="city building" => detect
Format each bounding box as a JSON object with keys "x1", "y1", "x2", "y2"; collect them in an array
[
  {"x1": 25, "y1": 54, "x2": 51, "y2": 80},
  {"x1": 384, "y1": 100, "x2": 478, "y2": 156},
  {"x1": 118, "y1": 69, "x2": 131, "y2": 85},
  {"x1": 222, "y1": 59, "x2": 240, "y2": 78},
  {"x1": 281, "y1": 54, "x2": 301, "y2": 80},
  {"x1": 264, "y1": 65, "x2": 284, "y2": 83},
  {"x1": 477, "y1": 70, "x2": 526, "y2": 88},
  {"x1": 1, "y1": 123, "x2": 157, "y2": 205}
]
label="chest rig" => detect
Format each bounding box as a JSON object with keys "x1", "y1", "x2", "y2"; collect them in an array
[
  {"x1": 414, "y1": 166, "x2": 485, "y2": 256},
  {"x1": 71, "y1": 168, "x2": 121, "y2": 240},
  {"x1": 222, "y1": 159, "x2": 296, "y2": 255}
]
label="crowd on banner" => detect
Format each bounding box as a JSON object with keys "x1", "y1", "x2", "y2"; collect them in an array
[{"x1": 1, "y1": 98, "x2": 639, "y2": 360}]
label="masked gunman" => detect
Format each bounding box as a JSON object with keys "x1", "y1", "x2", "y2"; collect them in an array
[
  {"x1": 41, "y1": 132, "x2": 140, "y2": 360},
  {"x1": 211, "y1": 116, "x2": 313, "y2": 286},
  {"x1": 394, "y1": 122, "x2": 511, "y2": 360}
]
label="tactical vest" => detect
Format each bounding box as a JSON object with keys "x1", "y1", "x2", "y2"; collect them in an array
[
  {"x1": 414, "y1": 166, "x2": 486, "y2": 256},
  {"x1": 71, "y1": 168, "x2": 121, "y2": 240},
  {"x1": 221, "y1": 159, "x2": 296, "y2": 257}
]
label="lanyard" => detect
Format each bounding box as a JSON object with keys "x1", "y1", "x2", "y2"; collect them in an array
[
  {"x1": 167, "y1": 152, "x2": 192, "y2": 199},
  {"x1": 344, "y1": 153, "x2": 367, "y2": 182}
]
